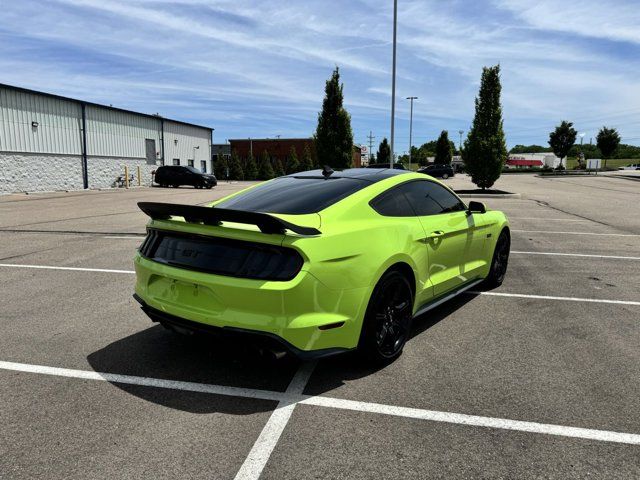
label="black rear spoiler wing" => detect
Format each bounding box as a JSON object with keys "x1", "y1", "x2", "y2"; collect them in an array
[{"x1": 138, "y1": 202, "x2": 321, "y2": 236}]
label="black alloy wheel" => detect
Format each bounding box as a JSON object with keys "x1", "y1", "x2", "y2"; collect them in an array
[
  {"x1": 484, "y1": 230, "x2": 510, "y2": 288},
  {"x1": 359, "y1": 270, "x2": 414, "y2": 363}
]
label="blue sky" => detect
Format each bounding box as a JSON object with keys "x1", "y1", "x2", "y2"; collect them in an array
[{"x1": 2, "y1": 0, "x2": 640, "y2": 152}]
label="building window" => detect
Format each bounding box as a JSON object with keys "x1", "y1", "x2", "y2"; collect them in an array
[
  {"x1": 172, "y1": 158, "x2": 180, "y2": 166},
  {"x1": 212, "y1": 154, "x2": 219, "y2": 161},
  {"x1": 200, "y1": 160, "x2": 207, "y2": 173},
  {"x1": 188, "y1": 159, "x2": 194, "y2": 167}
]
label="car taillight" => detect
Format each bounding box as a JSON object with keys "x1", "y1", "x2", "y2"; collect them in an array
[{"x1": 139, "y1": 229, "x2": 304, "y2": 281}]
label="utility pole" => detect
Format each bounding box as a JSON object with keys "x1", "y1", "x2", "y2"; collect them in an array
[
  {"x1": 367, "y1": 131, "x2": 375, "y2": 164},
  {"x1": 406, "y1": 97, "x2": 417, "y2": 170},
  {"x1": 458, "y1": 130, "x2": 464, "y2": 154},
  {"x1": 389, "y1": 0, "x2": 398, "y2": 169}
]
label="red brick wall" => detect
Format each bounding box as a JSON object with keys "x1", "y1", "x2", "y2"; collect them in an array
[{"x1": 229, "y1": 138, "x2": 361, "y2": 168}]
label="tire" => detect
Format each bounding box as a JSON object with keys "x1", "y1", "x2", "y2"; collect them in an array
[
  {"x1": 358, "y1": 270, "x2": 414, "y2": 364},
  {"x1": 206, "y1": 185, "x2": 213, "y2": 189},
  {"x1": 442, "y1": 173, "x2": 449, "y2": 179},
  {"x1": 172, "y1": 184, "x2": 179, "y2": 188},
  {"x1": 483, "y1": 229, "x2": 510, "y2": 288}
]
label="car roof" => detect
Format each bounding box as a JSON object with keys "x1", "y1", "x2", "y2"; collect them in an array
[{"x1": 289, "y1": 168, "x2": 410, "y2": 182}]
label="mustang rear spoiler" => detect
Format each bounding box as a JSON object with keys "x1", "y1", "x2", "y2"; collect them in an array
[{"x1": 138, "y1": 202, "x2": 321, "y2": 236}]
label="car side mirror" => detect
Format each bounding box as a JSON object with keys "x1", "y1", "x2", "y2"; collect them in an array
[{"x1": 467, "y1": 201, "x2": 486, "y2": 214}]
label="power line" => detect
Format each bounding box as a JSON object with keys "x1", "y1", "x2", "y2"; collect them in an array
[{"x1": 367, "y1": 130, "x2": 375, "y2": 159}]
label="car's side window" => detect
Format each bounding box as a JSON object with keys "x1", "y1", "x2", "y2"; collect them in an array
[
  {"x1": 399, "y1": 181, "x2": 465, "y2": 216},
  {"x1": 369, "y1": 189, "x2": 415, "y2": 217}
]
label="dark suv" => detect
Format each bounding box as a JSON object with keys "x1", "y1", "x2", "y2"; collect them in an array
[
  {"x1": 154, "y1": 166, "x2": 217, "y2": 189},
  {"x1": 418, "y1": 164, "x2": 454, "y2": 179}
]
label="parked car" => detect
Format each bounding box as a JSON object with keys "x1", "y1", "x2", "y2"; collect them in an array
[
  {"x1": 154, "y1": 166, "x2": 217, "y2": 189},
  {"x1": 366, "y1": 163, "x2": 406, "y2": 170},
  {"x1": 618, "y1": 164, "x2": 640, "y2": 170},
  {"x1": 134, "y1": 168, "x2": 510, "y2": 364},
  {"x1": 418, "y1": 164, "x2": 455, "y2": 179}
]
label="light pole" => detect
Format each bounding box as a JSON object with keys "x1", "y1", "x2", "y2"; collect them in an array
[
  {"x1": 458, "y1": 130, "x2": 463, "y2": 154},
  {"x1": 389, "y1": 0, "x2": 398, "y2": 169},
  {"x1": 406, "y1": 96, "x2": 417, "y2": 170}
]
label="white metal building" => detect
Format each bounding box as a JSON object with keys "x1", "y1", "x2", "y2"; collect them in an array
[{"x1": 0, "y1": 84, "x2": 213, "y2": 193}]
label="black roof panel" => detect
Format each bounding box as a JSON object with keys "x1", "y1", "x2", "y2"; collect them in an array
[{"x1": 290, "y1": 168, "x2": 410, "y2": 182}]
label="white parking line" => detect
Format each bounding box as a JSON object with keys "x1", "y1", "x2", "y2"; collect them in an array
[
  {"x1": 513, "y1": 230, "x2": 640, "y2": 237},
  {"x1": 234, "y1": 362, "x2": 316, "y2": 480},
  {"x1": 468, "y1": 291, "x2": 640, "y2": 306},
  {"x1": 1, "y1": 360, "x2": 639, "y2": 446},
  {"x1": 508, "y1": 218, "x2": 588, "y2": 222},
  {"x1": 302, "y1": 396, "x2": 640, "y2": 445},
  {"x1": 0, "y1": 263, "x2": 135, "y2": 274},
  {"x1": 512, "y1": 251, "x2": 640, "y2": 261}
]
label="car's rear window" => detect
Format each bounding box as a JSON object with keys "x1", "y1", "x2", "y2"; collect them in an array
[{"x1": 215, "y1": 176, "x2": 370, "y2": 214}]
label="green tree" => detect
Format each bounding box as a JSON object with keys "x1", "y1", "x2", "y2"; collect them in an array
[
  {"x1": 300, "y1": 144, "x2": 315, "y2": 171},
  {"x1": 435, "y1": 130, "x2": 453, "y2": 165},
  {"x1": 214, "y1": 155, "x2": 226, "y2": 179},
  {"x1": 548, "y1": 121, "x2": 577, "y2": 169},
  {"x1": 462, "y1": 65, "x2": 508, "y2": 189},
  {"x1": 314, "y1": 67, "x2": 354, "y2": 169},
  {"x1": 228, "y1": 151, "x2": 244, "y2": 180},
  {"x1": 272, "y1": 157, "x2": 285, "y2": 177},
  {"x1": 286, "y1": 146, "x2": 300, "y2": 174},
  {"x1": 258, "y1": 150, "x2": 274, "y2": 180},
  {"x1": 244, "y1": 153, "x2": 258, "y2": 180},
  {"x1": 596, "y1": 127, "x2": 621, "y2": 169},
  {"x1": 368, "y1": 153, "x2": 376, "y2": 164},
  {"x1": 510, "y1": 144, "x2": 553, "y2": 154},
  {"x1": 377, "y1": 137, "x2": 391, "y2": 164}
]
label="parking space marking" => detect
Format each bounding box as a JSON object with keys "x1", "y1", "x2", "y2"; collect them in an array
[
  {"x1": 512, "y1": 251, "x2": 640, "y2": 261},
  {"x1": 508, "y1": 218, "x2": 588, "y2": 222},
  {"x1": 0, "y1": 263, "x2": 135, "y2": 274},
  {"x1": 0, "y1": 360, "x2": 283, "y2": 402},
  {"x1": 234, "y1": 362, "x2": 316, "y2": 480},
  {"x1": 512, "y1": 230, "x2": 640, "y2": 237},
  {"x1": 2, "y1": 360, "x2": 640, "y2": 446},
  {"x1": 302, "y1": 396, "x2": 640, "y2": 445},
  {"x1": 468, "y1": 291, "x2": 640, "y2": 306}
]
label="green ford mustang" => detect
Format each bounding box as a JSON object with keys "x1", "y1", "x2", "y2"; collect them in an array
[{"x1": 133, "y1": 168, "x2": 510, "y2": 363}]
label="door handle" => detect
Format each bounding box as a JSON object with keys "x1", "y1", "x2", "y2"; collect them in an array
[{"x1": 424, "y1": 230, "x2": 445, "y2": 240}]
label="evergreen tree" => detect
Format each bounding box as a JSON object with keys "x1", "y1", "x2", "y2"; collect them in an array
[
  {"x1": 244, "y1": 153, "x2": 258, "y2": 180},
  {"x1": 286, "y1": 146, "x2": 300, "y2": 174},
  {"x1": 314, "y1": 67, "x2": 354, "y2": 169},
  {"x1": 272, "y1": 157, "x2": 285, "y2": 177},
  {"x1": 216, "y1": 154, "x2": 229, "y2": 180},
  {"x1": 228, "y1": 151, "x2": 244, "y2": 180},
  {"x1": 596, "y1": 126, "x2": 621, "y2": 169},
  {"x1": 377, "y1": 138, "x2": 391, "y2": 165},
  {"x1": 548, "y1": 121, "x2": 577, "y2": 169},
  {"x1": 368, "y1": 153, "x2": 376, "y2": 164},
  {"x1": 301, "y1": 144, "x2": 315, "y2": 171},
  {"x1": 435, "y1": 130, "x2": 453, "y2": 165},
  {"x1": 462, "y1": 65, "x2": 508, "y2": 189},
  {"x1": 258, "y1": 150, "x2": 274, "y2": 180}
]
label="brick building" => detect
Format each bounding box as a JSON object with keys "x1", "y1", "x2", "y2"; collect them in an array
[{"x1": 228, "y1": 138, "x2": 361, "y2": 168}]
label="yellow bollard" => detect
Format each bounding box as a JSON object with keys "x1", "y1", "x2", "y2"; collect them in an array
[
  {"x1": 124, "y1": 165, "x2": 129, "y2": 189},
  {"x1": 137, "y1": 166, "x2": 141, "y2": 186}
]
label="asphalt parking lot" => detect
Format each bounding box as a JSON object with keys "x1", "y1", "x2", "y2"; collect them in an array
[{"x1": 1, "y1": 173, "x2": 639, "y2": 479}]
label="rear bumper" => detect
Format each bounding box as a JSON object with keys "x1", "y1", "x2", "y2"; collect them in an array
[
  {"x1": 133, "y1": 294, "x2": 348, "y2": 360},
  {"x1": 133, "y1": 254, "x2": 369, "y2": 356}
]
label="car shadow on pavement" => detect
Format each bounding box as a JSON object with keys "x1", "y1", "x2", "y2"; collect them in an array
[
  {"x1": 302, "y1": 292, "x2": 479, "y2": 396},
  {"x1": 87, "y1": 323, "x2": 300, "y2": 415},
  {"x1": 87, "y1": 292, "x2": 480, "y2": 412}
]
